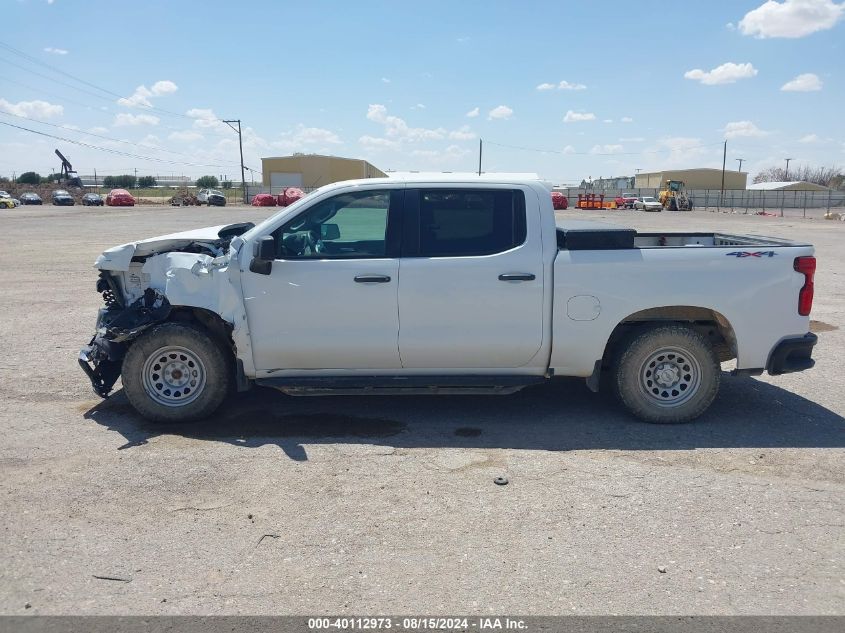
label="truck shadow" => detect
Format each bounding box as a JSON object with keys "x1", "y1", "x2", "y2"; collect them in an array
[{"x1": 82, "y1": 374, "x2": 845, "y2": 461}]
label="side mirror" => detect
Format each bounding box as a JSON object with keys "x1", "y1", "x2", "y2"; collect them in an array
[
  {"x1": 249, "y1": 235, "x2": 275, "y2": 275},
  {"x1": 321, "y1": 223, "x2": 340, "y2": 241}
]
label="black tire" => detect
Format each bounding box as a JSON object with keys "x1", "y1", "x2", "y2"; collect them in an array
[
  {"x1": 121, "y1": 322, "x2": 231, "y2": 423},
  {"x1": 614, "y1": 324, "x2": 720, "y2": 424}
]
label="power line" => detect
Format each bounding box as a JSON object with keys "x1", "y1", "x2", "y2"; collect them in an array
[
  {"x1": 0, "y1": 120, "x2": 242, "y2": 169},
  {"x1": 0, "y1": 110, "x2": 240, "y2": 167},
  {"x1": 0, "y1": 44, "x2": 207, "y2": 122},
  {"x1": 485, "y1": 139, "x2": 726, "y2": 157}
]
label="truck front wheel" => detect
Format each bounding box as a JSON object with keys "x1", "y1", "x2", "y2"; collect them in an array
[
  {"x1": 121, "y1": 322, "x2": 231, "y2": 423},
  {"x1": 614, "y1": 325, "x2": 720, "y2": 424}
]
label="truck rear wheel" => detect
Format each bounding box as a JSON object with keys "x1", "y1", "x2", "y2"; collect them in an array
[
  {"x1": 121, "y1": 322, "x2": 231, "y2": 423},
  {"x1": 614, "y1": 324, "x2": 720, "y2": 424}
]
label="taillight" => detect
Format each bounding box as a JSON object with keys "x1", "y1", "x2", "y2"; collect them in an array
[{"x1": 794, "y1": 256, "x2": 816, "y2": 316}]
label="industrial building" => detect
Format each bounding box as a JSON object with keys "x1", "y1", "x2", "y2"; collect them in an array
[
  {"x1": 747, "y1": 181, "x2": 830, "y2": 192},
  {"x1": 635, "y1": 168, "x2": 748, "y2": 190},
  {"x1": 261, "y1": 154, "x2": 385, "y2": 189}
]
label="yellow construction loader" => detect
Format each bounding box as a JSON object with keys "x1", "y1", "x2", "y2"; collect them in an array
[{"x1": 659, "y1": 180, "x2": 693, "y2": 211}]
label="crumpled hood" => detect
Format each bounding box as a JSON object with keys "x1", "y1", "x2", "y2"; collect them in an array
[{"x1": 95, "y1": 224, "x2": 232, "y2": 271}]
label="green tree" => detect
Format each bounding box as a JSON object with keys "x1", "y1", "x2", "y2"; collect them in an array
[
  {"x1": 221, "y1": 180, "x2": 233, "y2": 190},
  {"x1": 17, "y1": 171, "x2": 42, "y2": 185},
  {"x1": 103, "y1": 174, "x2": 136, "y2": 188},
  {"x1": 195, "y1": 175, "x2": 219, "y2": 188},
  {"x1": 44, "y1": 173, "x2": 62, "y2": 183},
  {"x1": 137, "y1": 176, "x2": 157, "y2": 188}
]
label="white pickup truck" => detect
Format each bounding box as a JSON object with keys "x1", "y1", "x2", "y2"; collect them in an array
[{"x1": 79, "y1": 176, "x2": 818, "y2": 424}]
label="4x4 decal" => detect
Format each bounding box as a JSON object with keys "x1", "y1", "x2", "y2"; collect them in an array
[{"x1": 726, "y1": 251, "x2": 776, "y2": 258}]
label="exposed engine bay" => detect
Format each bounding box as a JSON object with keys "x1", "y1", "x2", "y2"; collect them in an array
[{"x1": 78, "y1": 222, "x2": 254, "y2": 397}]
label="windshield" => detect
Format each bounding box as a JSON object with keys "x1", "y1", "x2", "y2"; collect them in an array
[{"x1": 642, "y1": 197, "x2": 656, "y2": 202}]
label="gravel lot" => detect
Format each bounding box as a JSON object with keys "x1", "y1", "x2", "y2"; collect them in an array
[{"x1": 0, "y1": 204, "x2": 843, "y2": 615}]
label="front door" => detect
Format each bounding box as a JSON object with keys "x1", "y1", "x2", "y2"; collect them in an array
[
  {"x1": 397, "y1": 187, "x2": 545, "y2": 369},
  {"x1": 241, "y1": 189, "x2": 404, "y2": 372}
]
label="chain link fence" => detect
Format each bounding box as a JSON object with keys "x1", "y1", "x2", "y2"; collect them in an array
[{"x1": 553, "y1": 187, "x2": 845, "y2": 218}]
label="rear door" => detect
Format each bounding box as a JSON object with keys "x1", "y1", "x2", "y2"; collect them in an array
[{"x1": 397, "y1": 187, "x2": 545, "y2": 369}]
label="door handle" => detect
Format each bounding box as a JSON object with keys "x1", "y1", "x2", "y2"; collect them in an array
[
  {"x1": 498, "y1": 273, "x2": 536, "y2": 282},
  {"x1": 354, "y1": 274, "x2": 392, "y2": 283}
]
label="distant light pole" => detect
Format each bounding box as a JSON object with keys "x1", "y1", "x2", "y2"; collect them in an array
[
  {"x1": 223, "y1": 119, "x2": 247, "y2": 203},
  {"x1": 784, "y1": 158, "x2": 793, "y2": 181},
  {"x1": 736, "y1": 158, "x2": 745, "y2": 173}
]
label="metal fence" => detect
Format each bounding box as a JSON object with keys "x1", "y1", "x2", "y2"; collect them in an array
[{"x1": 553, "y1": 187, "x2": 845, "y2": 218}]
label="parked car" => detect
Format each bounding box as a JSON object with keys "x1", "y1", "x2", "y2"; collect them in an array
[
  {"x1": 615, "y1": 193, "x2": 638, "y2": 209},
  {"x1": 52, "y1": 189, "x2": 75, "y2": 206},
  {"x1": 106, "y1": 189, "x2": 135, "y2": 207},
  {"x1": 277, "y1": 187, "x2": 306, "y2": 207},
  {"x1": 634, "y1": 196, "x2": 662, "y2": 212},
  {"x1": 82, "y1": 192, "x2": 104, "y2": 206},
  {"x1": 0, "y1": 192, "x2": 14, "y2": 209},
  {"x1": 550, "y1": 191, "x2": 569, "y2": 210},
  {"x1": 251, "y1": 193, "x2": 277, "y2": 207},
  {"x1": 197, "y1": 189, "x2": 227, "y2": 207},
  {"x1": 19, "y1": 192, "x2": 43, "y2": 205},
  {"x1": 79, "y1": 175, "x2": 818, "y2": 426}
]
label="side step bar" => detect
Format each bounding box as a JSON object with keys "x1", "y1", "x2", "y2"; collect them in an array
[{"x1": 255, "y1": 374, "x2": 548, "y2": 395}]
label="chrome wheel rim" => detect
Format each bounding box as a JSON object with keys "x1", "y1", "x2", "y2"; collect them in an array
[
  {"x1": 141, "y1": 346, "x2": 206, "y2": 407},
  {"x1": 638, "y1": 346, "x2": 701, "y2": 408}
]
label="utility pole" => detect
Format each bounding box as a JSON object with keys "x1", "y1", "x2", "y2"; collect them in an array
[
  {"x1": 478, "y1": 138, "x2": 482, "y2": 176},
  {"x1": 223, "y1": 119, "x2": 247, "y2": 203},
  {"x1": 736, "y1": 158, "x2": 745, "y2": 173},
  {"x1": 719, "y1": 140, "x2": 727, "y2": 206},
  {"x1": 784, "y1": 157, "x2": 793, "y2": 181},
  {"x1": 134, "y1": 167, "x2": 137, "y2": 188},
  {"x1": 94, "y1": 168, "x2": 98, "y2": 191}
]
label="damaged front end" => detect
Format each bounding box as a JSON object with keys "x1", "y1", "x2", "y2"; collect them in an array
[
  {"x1": 78, "y1": 221, "x2": 253, "y2": 398},
  {"x1": 79, "y1": 273, "x2": 171, "y2": 397}
]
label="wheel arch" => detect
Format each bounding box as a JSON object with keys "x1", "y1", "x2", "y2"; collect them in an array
[{"x1": 601, "y1": 305, "x2": 737, "y2": 369}]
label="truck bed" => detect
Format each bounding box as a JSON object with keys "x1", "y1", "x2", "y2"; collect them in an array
[{"x1": 555, "y1": 219, "x2": 809, "y2": 250}]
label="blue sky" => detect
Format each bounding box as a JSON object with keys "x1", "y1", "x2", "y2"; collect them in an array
[{"x1": 1, "y1": 0, "x2": 843, "y2": 184}]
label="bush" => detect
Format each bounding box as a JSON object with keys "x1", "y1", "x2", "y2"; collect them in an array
[
  {"x1": 103, "y1": 174, "x2": 137, "y2": 188},
  {"x1": 17, "y1": 171, "x2": 42, "y2": 185},
  {"x1": 195, "y1": 175, "x2": 219, "y2": 189},
  {"x1": 137, "y1": 176, "x2": 157, "y2": 188},
  {"x1": 221, "y1": 180, "x2": 233, "y2": 190}
]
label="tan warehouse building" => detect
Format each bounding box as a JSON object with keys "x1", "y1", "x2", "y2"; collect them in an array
[
  {"x1": 261, "y1": 154, "x2": 386, "y2": 189},
  {"x1": 635, "y1": 168, "x2": 748, "y2": 190}
]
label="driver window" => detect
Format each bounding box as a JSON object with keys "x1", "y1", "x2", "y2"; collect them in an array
[{"x1": 275, "y1": 190, "x2": 390, "y2": 259}]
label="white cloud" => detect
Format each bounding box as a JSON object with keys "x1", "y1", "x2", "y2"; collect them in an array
[
  {"x1": 684, "y1": 62, "x2": 758, "y2": 85},
  {"x1": 113, "y1": 112, "x2": 159, "y2": 126},
  {"x1": 621, "y1": 116, "x2": 634, "y2": 123},
  {"x1": 562, "y1": 145, "x2": 576, "y2": 154},
  {"x1": 448, "y1": 125, "x2": 476, "y2": 141},
  {"x1": 487, "y1": 105, "x2": 513, "y2": 120},
  {"x1": 590, "y1": 144, "x2": 624, "y2": 154},
  {"x1": 465, "y1": 107, "x2": 479, "y2": 118},
  {"x1": 537, "y1": 80, "x2": 587, "y2": 91},
  {"x1": 150, "y1": 80, "x2": 178, "y2": 96},
  {"x1": 0, "y1": 98, "x2": 63, "y2": 118},
  {"x1": 603, "y1": 119, "x2": 614, "y2": 123},
  {"x1": 43, "y1": 47, "x2": 68, "y2": 55},
  {"x1": 381, "y1": 77, "x2": 391, "y2": 84},
  {"x1": 186, "y1": 108, "x2": 225, "y2": 131},
  {"x1": 359, "y1": 135, "x2": 398, "y2": 149},
  {"x1": 723, "y1": 120, "x2": 770, "y2": 138},
  {"x1": 366, "y1": 103, "x2": 446, "y2": 141},
  {"x1": 411, "y1": 103, "x2": 426, "y2": 110},
  {"x1": 563, "y1": 110, "x2": 596, "y2": 123},
  {"x1": 799, "y1": 133, "x2": 820, "y2": 143},
  {"x1": 739, "y1": 0, "x2": 845, "y2": 38},
  {"x1": 118, "y1": 80, "x2": 178, "y2": 108},
  {"x1": 781, "y1": 72, "x2": 823, "y2": 91},
  {"x1": 168, "y1": 130, "x2": 204, "y2": 142},
  {"x1": 88, "y1": 126, "x2": 109, "y2": 134},
  {"x1": 274, "y1": 124, "x2": 343, "y2": 152},
  {"x1": 558, "y1": 80, "x2": 587, "y2": 91}
]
